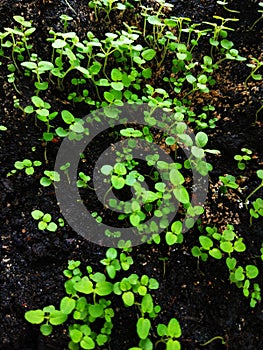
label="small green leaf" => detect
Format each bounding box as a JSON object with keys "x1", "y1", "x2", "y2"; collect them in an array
[
  {"x1": 40, "y1": 324, "x2": 53, "y2": 336},
  {"x1": 246, "y1": 265, "x2": 259, "y2": 279},
  {"x1": 62, "y1": 110, "x2": 75, "y2": 124},
  {"x1": 136, "y1": 318, "x2": 151, "y2": 340},
  {"x1": 209, "y1": 248, "x2": 222, "y2": 259},
  {"x1": 111, "y1": 175, "x2": 125, "y2": 189},
  {"x1": 157, "y1": 324, "x2": 167, "y2": 336},
  {"x1": 142, "y1": 49, "x2": 156, "y2": 61},
  {"x1": 40, "y1": 177, "x2": 52, "y2": 187},
  {"x1": 111, "y1": 82, "x2": 124, "y2": 91},
  {"x1": 166, "y1": 232, "x2": 177, "y2": 245},
  {"x1": 235, "y1": 266, "x2": 245, "y2": 281},
  {"x1": 60, "y1": 297, "x2": 76, "y2": 315},
  {"x1": 95, "y1": 281, "x2": 113, "y2": 296},
  {"x1": 49, "y1": 310, "x2": 67, "y2": 325},
  {"x1": 88, "y1": 303, "x2": 104, "y2": 317},
  {"x1": 199, "y1": 236, "x2": 213, "y2": 250},
  {"x1": 74, "y1": 276, "x2": 94, "y2": 294},
  {"x1": 167, "y1": 318, "x2": 181, "y2": 338},
  {"x1": 173, "y1": 186, "x2": 189, "y2": 204},
  {"x1": 31, "y1": 210, "x2": 44, "y2": 220},
  {"x1": 220, "y1": 241, "x2": 233, "y2": 253},
  {"x1": 111, "y1": 68, "x2": 122, "y2": 81},
  {"x1": 46, "y1": 222, "x2": 58, "y2": 232},
  {"x1": 80, "y1": 336, "x2": 95, "y2": 349},
  {"x1": 25, "y1": 310, "x2": 45, "y2": 324},
  {"x1": 195, "y1": 132, "x2": 208, "y2": 148},
  {"x1": 122, "y1": 291, "x2": 134, "y2": 306},
  {"x1": 70, "y1": 329, "x2": 83, "y2": 343}
]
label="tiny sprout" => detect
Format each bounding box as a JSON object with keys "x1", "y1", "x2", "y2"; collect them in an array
[
  {"x1": 40, "y1": 170, "x2": 60, "y2": 187},
  {"x1": 234, "y1": 148, "x2": 252, "y2": 170}
]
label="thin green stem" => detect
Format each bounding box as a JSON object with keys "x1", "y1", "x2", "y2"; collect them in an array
[
  {"x1": 245, "y1": 181, "x2": 263, "y2": 207},
  {"x1": 200, "y1": 336, "x2": 225, "y2": 346}
]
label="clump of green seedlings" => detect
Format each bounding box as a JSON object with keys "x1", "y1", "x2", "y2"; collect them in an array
[
  {"x1": 31, "y1": 209, "x2": 64, "y2": 232},
  {"x1": 0, "y1": 1, "x2": 261, "y2": 347},
  {"x1": 7, "y1": 158, "x2": 42, "y2": 176},
  {"x1": 25, "y1": 258, "x2": 181, "y2": 350},
  {"x1": 192, "y1": 225, "x2": 261, "y2": 307}
]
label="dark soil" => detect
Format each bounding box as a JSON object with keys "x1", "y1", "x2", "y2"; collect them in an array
[{"x1": 0, "y1": 0, "x2": 263, "y2": 349}]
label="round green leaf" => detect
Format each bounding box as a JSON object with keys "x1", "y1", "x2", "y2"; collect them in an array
[
  {"x1": 167, "y1": 318, "x2": 181, "y2": 338},
  {"x1": 88, "y1": 303, "x2": 104, "y2": 317},
  {"x1": 60, "y1": 297, "x2": 76, "y2": 315},
  {"x1": 195, "y1": 132, "x2": 208, "y2": 147},
  {"x1": 25, "y1": 309, "x2": 45, "y2": 324},
  {"x1": 49, "y1": 310, "x2": 67, "y2": 325},
  {"x1": 173, "y1": 186, "x2": 189, "y2": 204},
  {"x1": 111, "y1": 82, "x2": 124, "y2": 91},
  {"x1": 122, "y1": 291, "x2": 134, "y2": 306},
  {"x1": 246, "y1": 265, "x2": 259, "y2": 279},
  {"x1": 40, "y1": 324, "x2": 53, "y2": 336},
  {"x1": 62, "y1": 110, "x2": 75, "y2": 124},
  {"x1": 80, "y1": 336, "x2": 95, "y2": 349},
  {"x1": 70, "y1": 329, "x2": 83, "y2": 343},
  {"x1": 136, "y1": 318, "x2": 151, "y2": 340},
  {"x1": 142, "y1": 49, "x2": 156, "y2": 61}
]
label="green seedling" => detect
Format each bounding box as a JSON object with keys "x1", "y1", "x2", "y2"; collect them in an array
[
  {"x1": 191, "y1": 225, "x2": 246, "y2": 262},
  {"x1": 244, "y1": 57, "x2": 263, "y2": 89},
  {"x1": 25, "y1": 258, "x2": 163, "y2": 350},
  {"x1": 245, "y1": 170, "x2": 263, "y2": 205},
  {"x1": 255, "y1": 100, "x2": 263, "y2": 123},
  {"x1": 248, "y1": 2, "x2": 263, "y2": 30},
  {"x1": 249, "y1": 198, "x2": 263, "y2": 225},
  {"x1": 77, "y1": 172, "x2": 92, "y2": 188},
  {"x1": 219, "y1": 174, "x2": 239, "y2": 194},
  {"x1": 200, "y1": 336, "x2": 226, "y2": 347},
  {"x1": 234, "y1": 148, "x2": 252, "y2": 170},
  {"x1": 21, "y1": 59, "x2": 54, "y2": 94},
  {"x1": 40, "y1": 170, "x2": 60, "y2": 187},
  {"x1": 8, "y1": 159, "x2": 42, "y2": 176},
  {"x1": 203, "y1": 16, "x2": 239, "y2": 57},
  {"x1": 226, "y1": 258, "x2": 261, "y2": 307},
  {"x1": 217, "y1": 0, "x2": 240, "y2": 13},
  {"x1": 3, "y1": 15, "x2": 36, "y2": 71},
  {"x1": 156, "y1": 318, "x2": 182, "y2": 349},
  {"x1": 31, "y1": 210, "x2": 58, "y2": 232},
  {"x1": 100, "y1": 248, "x2": 121, "y2": 279}
]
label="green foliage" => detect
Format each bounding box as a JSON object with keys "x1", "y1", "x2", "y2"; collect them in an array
[
  {"x1": 8, "y1": 158, "x2": 42, "y2": 176},
  {"x1": 234, "y1": 148, "x2": 252, "y2": 170},
  {"x1": 31, "y1": 209, "x2": 60, "y2": 232}
]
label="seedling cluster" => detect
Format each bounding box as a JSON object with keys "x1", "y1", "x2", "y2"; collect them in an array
[{"x1": 0, "y1": 0, "x2": 262, "y2": 348}]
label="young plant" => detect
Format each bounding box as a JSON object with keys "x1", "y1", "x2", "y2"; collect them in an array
[
  {"x1": 244, "y1": 57, "x2": 263, "y2": 89},
  {"x1": 249, "y1": 198, "x2": 263, "y2": 225},
  {"x1": 226, "y1": 257, "x2": 261, "y2": 307},
  {"x1": 31, "y1": 209, "x2": 59, "y2": 232},
  {"x1": 217, "y1": 0, "x2": 240, "y2": 13},
  {"x1": 40, "y1": 170, "x2": 60, "y2": 187},
  {"x1": 156, "y1": 318, "x2": 182, "y2": 350},
  {"x1": 191, "y1": 225, "x2": 246, "y2": 262},
  {"x1": 8, "y1": 159, "x2": 42, "y2": 176},
  {"x1": 218, "y1": 174, "x2": 239, "y2": 195},
  {"x1": 245, "y1": 170, "x2": 263, "y2": 205},
  {"x1": 249, "y1": 2, "x2": 263, "y2": 30},
  {"x1": 234, "y1": 148, "x2": 252, "y2": 170}
]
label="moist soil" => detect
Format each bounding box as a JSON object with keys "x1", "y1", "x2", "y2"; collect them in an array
[{"x1": 0, "y1": 0, "x2": 263, "y2": 349}]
